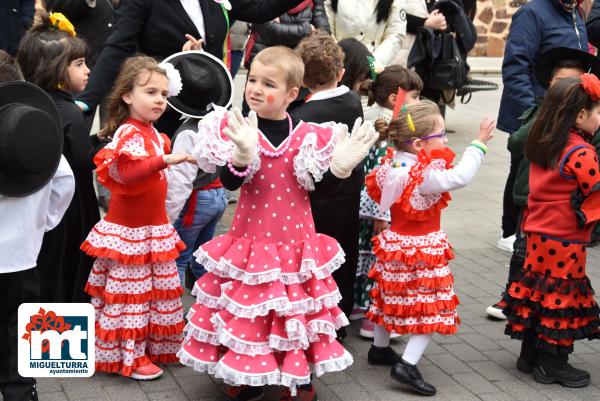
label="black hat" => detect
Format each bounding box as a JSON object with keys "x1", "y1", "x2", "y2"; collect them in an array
[
  {"x1": 0, "y1": 81, "x2": 63, "y2": 197},
  {"x1": 535, "y1": 47, "x2": 600, "y2": 89},
  {"x1": 162, "y1": 50, "x2": 233, "y2": 118}
]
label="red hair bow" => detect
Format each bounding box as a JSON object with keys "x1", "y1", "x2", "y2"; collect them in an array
[{"x1": 581, "y1": 73, "x2": 600, "y2": 102}]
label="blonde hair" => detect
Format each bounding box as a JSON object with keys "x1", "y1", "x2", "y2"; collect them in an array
[
  {"x1": 252, "y1": 46, "x2": 304, "y2": 89},
  {"x1": 100, "y1": 55, "x2": 167, "y2": 138},
  {"x1": 377, "y1": 100, "x2": 441, "y2": 148}
]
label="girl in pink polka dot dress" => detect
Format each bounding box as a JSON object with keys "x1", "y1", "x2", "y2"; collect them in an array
[
  {"x1": 80, "y1": 57, "x2": 195, "y2": 380},
  {"x1": 177, "y1": 46, "x2": 378, "y2": 399}
]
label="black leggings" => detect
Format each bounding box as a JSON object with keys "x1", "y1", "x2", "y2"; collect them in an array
[{"x1": 502, "y1": 155, "x2": 521, "y2": 238}]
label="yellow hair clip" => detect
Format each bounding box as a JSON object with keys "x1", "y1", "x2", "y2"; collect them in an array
[
  {"x1": 49, "y1": 12, "x2": 76, "y2": 37},
  {"x1": 406, "y1": 113, "x2": 416, "y2": 132}
]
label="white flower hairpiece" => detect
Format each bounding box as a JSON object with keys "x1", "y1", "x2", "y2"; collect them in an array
[
  {"x1": 214, "y1": 0, "x2": 232, "y2": 10},
  {"x1": 159, "y1": 62, "x2": 183, "y2": 97}
]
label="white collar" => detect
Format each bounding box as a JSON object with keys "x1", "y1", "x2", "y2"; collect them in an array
[{"x1": 306, "y1": 85, "x2": 350, "y2": 102}]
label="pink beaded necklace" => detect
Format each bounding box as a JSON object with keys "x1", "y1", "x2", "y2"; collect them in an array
[{"x1": 257, "y1": 113, "x2": 293, "y2": 158}]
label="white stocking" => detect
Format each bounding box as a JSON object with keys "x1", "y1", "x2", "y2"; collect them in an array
[
  {"x1": 402, "y1": 334, "x2": 433, "y2": 365},
  {"x1": 373, "y1": 324, "x2": 391, "y2": 348}
]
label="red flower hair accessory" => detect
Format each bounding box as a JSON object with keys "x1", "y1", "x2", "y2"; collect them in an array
[
  {"x1": 581, "y1": 73, "x2": 600, "y2": 102},
  {"x1": 392, "y1": 87, "x2": 406, "y2": 119}
]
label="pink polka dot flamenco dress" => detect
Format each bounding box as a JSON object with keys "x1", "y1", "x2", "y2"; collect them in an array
[{"x1": 177, "y1": 108, "x2": 354, "y2": 393}]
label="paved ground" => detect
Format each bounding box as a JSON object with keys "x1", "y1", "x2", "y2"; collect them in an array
[{"x1": 20, "y1": 74, "x2": 600, "y2": 401}]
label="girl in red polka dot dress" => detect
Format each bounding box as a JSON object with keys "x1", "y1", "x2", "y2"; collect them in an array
[
  {"x1": 503, "y1": 73, "x2": 600, "y2": 388},
  {"x1": 80, "y1": 56, "x2": 195, "y2": 380},
  {"x1": 176, "y1": 46, "x2": 378, "y2": 401},
  {"x1": 365, "y1": 100, "x2": 495, "y2": 396}
]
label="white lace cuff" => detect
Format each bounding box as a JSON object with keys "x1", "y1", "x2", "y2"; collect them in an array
[{"x1": 293, "y1": 122, "x2": 344, "y2": 191}]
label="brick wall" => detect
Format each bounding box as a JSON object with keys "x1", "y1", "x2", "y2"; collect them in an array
[{"x1": 471, "y1": 0, "x2": 594, "y2": 57}]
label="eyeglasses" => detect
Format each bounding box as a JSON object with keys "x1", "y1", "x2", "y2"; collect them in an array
[{"x1": 403, "y1": 130, "x2": 447, "y2": 145}]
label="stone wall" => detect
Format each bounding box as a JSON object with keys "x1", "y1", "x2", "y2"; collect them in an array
[{"x1": 471, "y1": 0, "x2": 527, "y2": 57}]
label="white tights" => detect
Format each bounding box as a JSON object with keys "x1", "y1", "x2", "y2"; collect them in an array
[{"x1": 373, "y1": 324, "x2": 433, "y2": 365}]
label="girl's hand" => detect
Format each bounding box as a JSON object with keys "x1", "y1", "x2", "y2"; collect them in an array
[
  {"x1": 373, "y1": 219, "x2": 389, "y2": 234},
  {"x1": 222, "y1": 108, "x2": 259, "y2": 167},
  {"x1": 182, "y1": 34, "x2": 204, "y2": 52},
  {"x1": 424, "y1": 10, "x2": 447, "y2": 31},
  {"x1": 164, "y1": 153, "x2": 196, "y2": 165},
  {"x1": 477, "y1": 117, "x2": 496, "y2": 144}
]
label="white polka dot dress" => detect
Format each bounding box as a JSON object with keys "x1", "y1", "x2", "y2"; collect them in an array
[
  {"x1": 81, "y1": 120, "x2": 186, "y2": 375},
  {"x1": 365, "y1": 148, "x2": 460, "y2": 335},
  {"x1": 179, "y1": 109, "x2": 354, "y2": 394}
]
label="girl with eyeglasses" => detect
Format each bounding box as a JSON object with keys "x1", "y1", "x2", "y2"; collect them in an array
[{"x1": 364, "y1": 99, "x2": 495, "y2": 396}]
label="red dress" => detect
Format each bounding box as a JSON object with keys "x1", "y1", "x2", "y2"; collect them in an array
[
  {"x1": 81, "y1": 118, "x2": 185, "y2": 375},
  {"x1": 365, "y1": 148, "x2": 460, "y2": 335},
  {"x1": 505, "y1": 131, "x2": 600, "y2": 354}
]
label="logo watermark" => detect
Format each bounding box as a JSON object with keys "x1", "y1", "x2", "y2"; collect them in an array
[{"x1": 18, "y1": 303, "x2": 95, "y2": 377}]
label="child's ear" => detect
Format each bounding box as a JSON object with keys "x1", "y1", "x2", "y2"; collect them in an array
[
  {"x1": 576, "y1": 109, "x2": 587, "y2": 126},
  {"x1": 388, "y1": 93, "x2": 396, "y2": 108},
  {"x1": 336, "y1": 68, "x2": 345, "y2": 83},
  {"x1": 411, "y1": 138, "x2": 423, "y2": 152},
  {"x1": 122, "y1": 91, "x2": 133, "y2": 105},
  {"x1": 287, "y1": 86, "x2": 300, "y2": 102}
]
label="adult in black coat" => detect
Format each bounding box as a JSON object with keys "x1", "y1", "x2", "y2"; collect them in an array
[
  {"x1": 0, "y1": 0, "x2": 34, "y2": 55},
  {"x1": 587, "y1": 0, "x2": 600, "y2": 49},
  {"x1": 45, "y1": 0, "x2": 117, "y2": 68},
  {"x1": 77, "y1": 0, "x2": 305, "y2": 136}
]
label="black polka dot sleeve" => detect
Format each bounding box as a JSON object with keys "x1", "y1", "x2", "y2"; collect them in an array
[{"x1": 564, "y1": 147, "x2": 600, "y2": 196}]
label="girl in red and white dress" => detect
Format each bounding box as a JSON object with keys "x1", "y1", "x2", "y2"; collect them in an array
[
  {"x1": 365, "y1": 99, "x2": 495, "y2": 396},
  {"x1": 81, "y1": 56, "x2": 194, "y2": 380},
  {"x1": 176, "y1": 46, "x2": 378, "y2": 400}
]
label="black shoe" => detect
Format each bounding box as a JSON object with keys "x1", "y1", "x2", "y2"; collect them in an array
[
  {"x1": 391, "y1": 360, "x2": 437, "y2": 396},
  {"x1": 368, "y1": 345, "x2": 401, "y2": 366},
  {"x1": 534, "y1": 352, "x2": 590, "y2": 388},
  {"x1": 517, "y1": 356, "x2": 534, "y2": 373},
  {"x1": 31, "y1": 384, "x2": 38, "y2": 401},
  {"x1": 219, "y1": 385, "x2": 265, "y2": 401},
  {"x1": 336, "y1": 327, "x2": 347, "y2": 342},
  {"x1": 184, "y1": 265, "x2": 195, "y2": 291}
]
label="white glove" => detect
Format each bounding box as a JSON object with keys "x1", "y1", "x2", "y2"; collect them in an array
[
  {"x1": 222, "y1": 108, "x2": 259, "y2": 167},
  {"x1": 330, "y1": 118, "x2": 378, "y2": 178}
]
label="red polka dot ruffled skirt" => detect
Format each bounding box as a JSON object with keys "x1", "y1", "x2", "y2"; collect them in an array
[
  {"x1": 504, "y1": 232, "x2": 600, "y2": 354},
  {"x1": 365, "y1": 229, "x2": 459, "y2": 335},
  {"x1": 177, "y1": 233, "x2": 353, "y2": 394},
  {"x1": 82, "y1": 219, "x2": 186, "y2": 375}
]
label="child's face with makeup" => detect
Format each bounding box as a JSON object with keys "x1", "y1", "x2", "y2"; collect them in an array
[{"x1": 245, "y1": 60, "x2": 298, "y2": 119}]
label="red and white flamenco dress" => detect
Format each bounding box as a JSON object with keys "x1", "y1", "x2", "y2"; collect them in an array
[
  {"x1": 81, "y1": 117, "x2": 185, "y2": 375},
  {"x1": 177, "y1": 108, "x2": 353, "y2": 393},
  {"x1": 365, "y1": 146, "x2": 485, "y2": 335}
]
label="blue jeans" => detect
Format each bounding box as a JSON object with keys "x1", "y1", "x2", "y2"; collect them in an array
[
  {"x1": 230, "y1": 50, "x2": 244, "y2": 78},
  {"x1": 173, "y1": 187, "x2": 227, "y2": 284}
]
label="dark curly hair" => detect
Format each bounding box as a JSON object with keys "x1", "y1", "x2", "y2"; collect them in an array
[{"x1": 296, "y1": 30, "x2": 345, "y2": 90}]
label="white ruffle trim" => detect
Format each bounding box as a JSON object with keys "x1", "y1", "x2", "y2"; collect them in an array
[
  {"x1": 286, "y1": 290, "x2": 343, "y2": 316},
  {"x1": 197, "y1": 248, "x2": 345, "y2": 286},
  {"x1": 188, "y1": 107, "x2": 261, "y2": 183},
  {"x1": 191, "y1": 282, "x2": 221, "y2": 308},
  {"x1": 217, "y1": 329, "x2": 272, "y2": 356},
  {"x1": 293, "y1": 123, "x2": 342, "y2": 191},
  {"x1": 312, "y1": 350, "x2": 354, "y2": 377},
  {"x1": 306, "y1": 320, "x2": 336, "y2": 342},
  {"x1": 333, "y1": 312, "x2": 350, "y2": 330},
  {"x1": 184, "y1": 324, "x2": 219, "y2": 346},
  {"x1": 268, "y1": 334, "x2": 310, "y2": 352},
  {"x1": 177, "y1": 347, "x2": 217, "y2": 375},
  {"x1": 220, "y1": 295, "x2": 292, "y2": 319},
  {"x1": 280, "y1": 374, "x2": 312, "y2": 396},
  {"x1": 214, "y1": 363, "x2": 281, "y2": 387}
]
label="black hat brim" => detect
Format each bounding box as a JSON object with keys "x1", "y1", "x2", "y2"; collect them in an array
[
  {"x1": 535, "y1": 47, "x2": 600, "y2": 89},
  {"x1": 162, "y1": 51, "x2": 234, "y2": 118},
  {"x1": 0, "y1": 81, "x2": 63, "y2": 197}
]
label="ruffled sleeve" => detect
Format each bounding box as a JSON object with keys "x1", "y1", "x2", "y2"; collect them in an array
[
  {"x1": 293, "y1": 122, "x2": 344, "y2": 191},
  {"x1": 564, "y1": 144, "x2": 600, "y2": 226},
  {"x1": 94, "y1": 124, "x2": 163, "y2": 195},
  {"x1": 189, "y1": 106, "x2": 260, "y2": 183}
]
